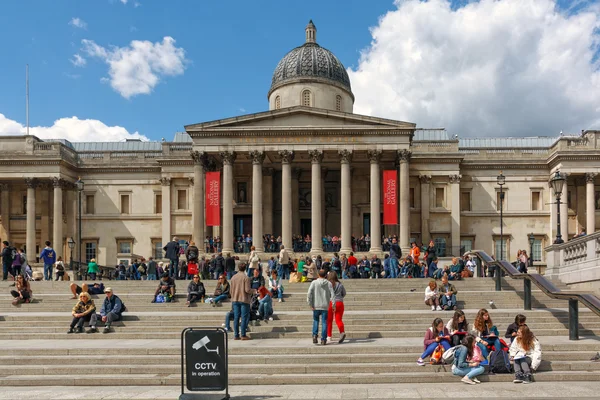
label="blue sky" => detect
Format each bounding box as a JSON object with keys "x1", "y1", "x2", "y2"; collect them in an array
[{"x1": 0, "y1": 0, "x2": 598, "y2": 141}]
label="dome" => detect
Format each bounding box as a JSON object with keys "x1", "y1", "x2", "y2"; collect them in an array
[{"x1": 268, "y1": 21, "x2": 353, "y2": 99}]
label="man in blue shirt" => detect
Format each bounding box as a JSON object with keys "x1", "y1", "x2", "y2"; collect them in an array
[{"x1": 39, "y1": 241, "x2": 56, "y2": 281}]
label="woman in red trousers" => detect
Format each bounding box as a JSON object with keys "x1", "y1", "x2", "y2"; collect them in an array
[{"x1": 327, "y1": 271, "x2": 347, "y2": 343}]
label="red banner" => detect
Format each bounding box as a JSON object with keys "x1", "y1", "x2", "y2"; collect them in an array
[
  {"x1": 205, "y1": 171, "x2": 221, "y2": 226},
  {"x1": 383, "y1": 170, "x2": 398, "y2": 225}
]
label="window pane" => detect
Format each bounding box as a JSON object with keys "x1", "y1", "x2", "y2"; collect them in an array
[
  {"x1": 119, "y1": 241, "x2": 131, "y2": 254},
  {"x1": 153, "y1": 242, "x2": 163, "y2": 259},
  {"x1": 434, "y1": 237, "x2": 446, "y2": 257},
  {"x1": 85, "y1": 242, "x2": 96, "y2": 263},
  {"x1": 533, "y1": 239, "x2": 542, "y2": 262},
  {"x1": 495, "y1": 239, "x2": 507, "y2": 261},
  {"x1": 460, "y1": 239, "x2": 473, "y2": 253}
]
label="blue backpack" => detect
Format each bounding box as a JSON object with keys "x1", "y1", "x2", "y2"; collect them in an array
[{"x1": 489, "y1": 349, "x2": 512, "y2": 374}]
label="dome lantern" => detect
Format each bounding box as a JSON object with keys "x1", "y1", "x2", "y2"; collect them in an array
[{"x1": 305, "y1": 20, "x2": 317, "y2": 43}]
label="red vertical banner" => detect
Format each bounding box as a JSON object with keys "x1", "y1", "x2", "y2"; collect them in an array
[
  {"x1": 205, "y1": 171, "x2": 221, "y2": 226},
  {"x1": 383, "y1": 170, "x2": 398, "y2": 225}
]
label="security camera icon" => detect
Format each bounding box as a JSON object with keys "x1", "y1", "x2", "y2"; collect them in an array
[{"x1": 192, "y1": 336, "x2": 220, "y2": 355}]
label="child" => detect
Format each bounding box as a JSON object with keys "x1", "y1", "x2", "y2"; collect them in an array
[
  {"x1": 505, "y1": 314, "x2": 527, "y2": 343},
  {"x1": 452, "y1": 334, "x2": 486, "y2": 385},
  {"x1": 446, "y1": 309, "x2": 469, "y2": 347},
  {"x1": 424, "y1": 280, "x2": 440, "y2": 311},
  {"x1": 509, "y1": 325, "x2": 542, "y2": 384},
  {"x1": 417, "y1": 318, "x2": 451, "y2": 366}
]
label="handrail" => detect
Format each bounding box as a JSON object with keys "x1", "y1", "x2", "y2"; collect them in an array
[{"x1": 466, "y1": 250, "x2": 600, "y2": 340}]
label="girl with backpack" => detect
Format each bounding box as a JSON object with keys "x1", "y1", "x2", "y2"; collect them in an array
[
  {"x1": 417, "y1": 317, "x2": 451, "y2": 366},
  {"x1": 446, "y1": 310, "x2": 469, "y2": 347},
  {"x1": 452, "y1": 334, "x2": 485, "y2": 385},
  {"x1": 472, "y1": 308, "x2": 503, "y2": 358},
  {"x1": 509, "y1": 325, "x2": 542, "y2": 384}
]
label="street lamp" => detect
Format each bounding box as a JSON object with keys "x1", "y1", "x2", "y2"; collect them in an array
[
  {"x1": 550, "y1": 171, "x2": 565, "y2": 244},
  {"x1": 495, "y1": 171, "x2": 506, "y2": 291},
  {"x1": 528, "y1": 232, "x2": 535, "y2": 273},
  {"x1": 75, "y1": 178, "x2": 84, "y2": 274},
  {"x1": 67, "y1": 237, "x2": 75, "y2": 280}
]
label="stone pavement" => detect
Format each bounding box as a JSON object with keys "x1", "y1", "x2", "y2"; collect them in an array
[{"x1": 0, "y1": 382, "x2": 599, "y2": 399}]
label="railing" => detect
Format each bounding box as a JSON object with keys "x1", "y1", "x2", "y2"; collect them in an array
[
  {"x1": 545, "y1": 231, "x2": 600, "y2": 285},
  {"x1": 466, "y1": 250, "x2": 600, "y2": 340},
  {"x1": 70, "y1": 261, "x2": 116, "y2": 281}
]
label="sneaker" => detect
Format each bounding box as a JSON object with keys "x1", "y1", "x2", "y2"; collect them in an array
[
  {"x1": 224, "y1": 327, "x2": 229, "y2": 332},
  {"x1": 513, "y1": 378, "x2": 523, "y2": 383},
  {"x1": 186, "y1": 301, "x2": 190, "y2": 307},
  {"x1": 211, "y1": 301, "x2": 216, "y2": 307},
  {"x1": 313, "y1": 335, "x2": 318, "y2": 344},
  {"x1": 417, "y1": 358, "x2": 425, "y2": 366},
  {"x1": 523, "y1": 379, "x2": 531, "y2": 384},
  {"x1": 461, "y1": 376, "x2": 476, "y2": 385},
  {"x1": 436, "y1": 306, "x2": 442, "y2": 311},
  {"x1": 431, "y1": 305, "x2": 435, "y2": 311},
  {"x1": 86, "y1": 327, "x2": 97, "y2": 334},
  {"x1": 268, "y1": 317, "x2": 273, "y2": 321},
  {"x1": 443, "y1": 305, "x2": 449, "y2": 311},
  {"x1": 472, "y1": 377, "x2": 481, "y2": 384},
  {"x1": 75, "y1": 327, "x2": 84, "y2": 334},
  {"x1": 339, "y1": 333, "x2": 346, "y2": 344},
  {"x1": 102, "y1": 327, "x2": 111, "y2": 334},
  {"x1": 67, "y1": 328, "x2": 74, "y2": 334},
  {"x1": 278, "y1": 299, "x2": 282, "y2": 303},
  {"x1": 326, "y1": 336, "x2": 332, "y2": 342}
]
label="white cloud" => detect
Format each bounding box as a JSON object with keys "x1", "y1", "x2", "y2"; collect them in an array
[
  {"x1": 348, "y1": 0, "x2": 600, "y2": 137},
  {"x1": 69, "y1": 17, "x2": 87, "y2": 29},
  {"x1": 81, "y1": 36, "x2": 187, "y2": 99},
  {"x1": 120, "y1": 0, "x2": 128, "y2": 4},
  {"x1": 70, "y1": 54, "x2": 87, "y2": 67},
  {"x1": 0, "y1": 113, "x2": 149, "y2": 142}
]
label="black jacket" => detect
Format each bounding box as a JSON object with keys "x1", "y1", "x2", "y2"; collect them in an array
[
  {"x1": 214, "y1": 255, "x2": 225, "y2": 271},
  {"x1": 187, "y1": 281, "x2": 206, "y2": 296},
  {"x1": 163, "y1": 241, "x2": 180, "y2": 260},
  {"x1": 225, "y1": 256, "x2": 236, "y2": 272},
  {"x1": 186, "y1": 246, "x2": 199, "y2": 262}
]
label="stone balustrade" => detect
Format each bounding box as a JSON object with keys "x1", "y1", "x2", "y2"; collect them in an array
[{"x1": 546, "y1": 231, "x2": 600, "y2": 291}]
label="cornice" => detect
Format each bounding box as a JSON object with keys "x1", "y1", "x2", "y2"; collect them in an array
[
  {"x1": 0, "y1": 160, "x2": 62, "y2": 166},
  {"x1": 189, "y1": 128, "x2": 414, "y2": 138},
  {"x1": 79, "y1": 167, "x2": 161, "y2": 173}
]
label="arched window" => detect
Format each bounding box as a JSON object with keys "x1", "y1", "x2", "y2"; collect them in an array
[
  {"x1": 335, "y1": 95, "x2": 342, "y2": 111},
  {"x1": 302, "y1": 90, "x2": 311, "y2": 107},
  {"x1": 275, "y1": 96, "x2": 281, "y2": 109}
]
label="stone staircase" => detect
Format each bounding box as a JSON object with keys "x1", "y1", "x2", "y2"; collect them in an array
[{"x1": 1, "y1": 278, "x2": 599, "y2": 388}]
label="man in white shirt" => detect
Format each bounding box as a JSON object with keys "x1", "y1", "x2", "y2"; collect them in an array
[{"x1": 278, "y1": 245, "x2": 290, "y2": 280}]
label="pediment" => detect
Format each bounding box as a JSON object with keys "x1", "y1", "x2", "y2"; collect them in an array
[{"x1": 185, "y1": 106, "x2": 415, "y2": 132}]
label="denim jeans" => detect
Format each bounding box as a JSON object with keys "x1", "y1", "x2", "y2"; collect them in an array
[
  {"x1": 282, "y1": 264, "x2": 290, "y2": 280},
  {"x1": 213, "y1": 294, "x2": 228, "y2": 304},
  {"x1": 227, "y1": 270, "x2": 236, "y2": 280},
  {"x1": 453, "y1": 365, "x2": 485, "y2": 379},
  {"x1": 224, "y1": 311, "x2": 233, "y2": 330},
  {"x1": 147, "y1": 274, "x2": 156, "y2": 280},
  {"x1": 259, "y1": 302, "x2": 273, "y2": 319},
  {"x1": 271, "y1": 288, "x2": 283, "y2": 299},
  {"x1": 44, "y1": 264, "x2": 53, "y2": 281},
  {"x1": 246, "y1": 267, "x2": 254, "y2": 278},
  {"x1": 420, "y1": 339, "x2": 451, "y2": 359},
  {"x1": 2, "y1": 263, "x2": 9, "y2": 280},
  {"x1": 441, "y1": 294, "x2": 457, "y2": 307},
  {"x1": 312, "y1": 309, "x2": 328, "y2": 338},
  {"x1": 477, "y1": 336, "x2": 502, "y2": 357},
  {"x1": 169, "y1": 259, "x2": 178, "y2": 279},
  {"x1": 232, "y1": 302, "x2": 250, "y2": 338},
  {"x1": 389, "y1": 258, "x2": 398, "y2": 278}
]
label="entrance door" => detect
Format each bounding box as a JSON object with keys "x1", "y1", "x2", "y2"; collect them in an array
[
  {"x1": 362, "y1": 213, "x2": 385, "y2": 237},
  {"x1": 300, "y1": 219, "x2": 312, "y2": 238},
  {"x1": 234, "y1": 215, "x2": 252, "y2": 237}
]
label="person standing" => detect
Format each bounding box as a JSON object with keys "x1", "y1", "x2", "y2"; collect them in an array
[
  {"x1": 229, "y1": 264, "x2": 255, "y2": 340},
  {"x1": 163, "y1": 237, "x2": 181, "y2": 279},
  {"x1": 147, "y1": 257, "x2": 157, "y2": 280},
  {"x1": 278, "y1": 245, "x2": 290, "y2": 280},
  {"x1": 326, "y1": 271, "x2": 346, "y2": 343},
  {"x1": 40, "y1": 241, "x2": 56, "y2": 281},
  {"x1": 248, "y1": 246, "x2": 260, "y2": 277},
  {"x1": 389, "y1": 238, "x2": 401, "y2": 279},
  {"x1": 1, "y1": 241, "x2": 15, "y2": 281},
  {"x1": 307, "y1": 269, "x2": 335, "y2": 345},
  {"x1": 214, "y1": 252, "x2": 225, "y2": 280},
  {"x1": 225, "y1": 253, "x2": 236, "y2": 280}
]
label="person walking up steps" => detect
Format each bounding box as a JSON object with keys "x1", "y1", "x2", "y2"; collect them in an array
[
  {"x1": 307, "y1": 269, "x2": 335, "y2": 345},
  {"x1": 326, "y1": 271, "x2": 346, "y2": 344}
]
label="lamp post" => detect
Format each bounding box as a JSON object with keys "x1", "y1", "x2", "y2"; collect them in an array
[
  {"x1": 528, "y1": 232, "x2": 535, "y2": 273},
  {"x1": 75, "y1": 178, "x2": 84, "y2": 276},
  {"x1": 67, "y1": 237, "x2": 75, "y2": 280},
  {"x1": 495, "y1": 172, "x2": 506, "y2": 291},
  {"x1": 523, "y1": 232, "x2": 535, "y2": 310},
  {"x1": 550, "y1": 171, "x2": 565, "y2": 244}
]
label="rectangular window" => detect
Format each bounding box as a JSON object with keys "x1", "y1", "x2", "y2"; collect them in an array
[
  {"x1": 85, "y1": 194, "x2": 95, "y2": 215},
  {"x1": 494, "y1": 238, "x2": 508, "y2": 261},
  {"x1": 177, "y1": 190, "x2": 187, "y2": 210},
  {"x1": 120, "y1": 194, "x2": 130, "y2": 214},
  {"x1": 460, "y1": 191, "x2": 471, "y2": 211},
  {"x1": 409, "y1": 188, "x2": 415, "y2": 208},
  {"x1": 531, "y1": 191, "x2": 541, "y2": 211},
  {"x1": 434, "y1": 237, "x2": 447, "y2": 257},
  {"x1": 460, "y1": 239, "x2": 473, "y2": 253},
  {"x1": 118, "y1": 241, "x2": 132, "y2": 254},
  {"x1": 496, "y1": 192, "x2": 506, "y2": 211},
  {"x1": 155, "y1": 194, "x2": 162, "y2": 214},
  {"x1": 84, "y1": 242, "x2": 97, "y2": 263},
  {"x1": 152, "y1": 240, "x2": 163, "y2": 259},
  {"x1": 435, "y1": 188, "x2": 445, "y2": 208},
  {"x1": 532, "y1": 239, "x2": 542, "y2": 262}
]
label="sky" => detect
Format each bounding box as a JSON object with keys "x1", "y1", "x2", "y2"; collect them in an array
[{"x1": 0, "y1": 0, "x2": 598, "y2": 142}]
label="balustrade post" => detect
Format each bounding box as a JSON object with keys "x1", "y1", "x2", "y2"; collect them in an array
[
  {"x1": 568, "y1": 299, "x2": 579, "y2": 340},
  {"x1": 495, "y1": 264, "x2": 502, "y2": 291}
]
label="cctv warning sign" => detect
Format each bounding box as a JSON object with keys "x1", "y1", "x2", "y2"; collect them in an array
[{"x1": 184, "y1": 329, "x2": 227, "y2": 391}]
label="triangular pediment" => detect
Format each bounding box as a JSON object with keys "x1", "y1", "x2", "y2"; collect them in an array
[{"x1": 185, "y1": 106, "x2": 415, "y2": 132}]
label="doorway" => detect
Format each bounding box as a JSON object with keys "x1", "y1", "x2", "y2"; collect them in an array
[
  {"x1": 300, "y1": 219, "x2": 312, "y2": 238},
  {"x1": 234, "y1": 215, "x2": 252, "y2": 237}
]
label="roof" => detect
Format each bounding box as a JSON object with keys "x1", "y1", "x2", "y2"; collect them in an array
[
  {"x1": 413, "y1": 129, "x2": 451, "y2": 141},
  {"x1": 458, "y1": 137, "x2": 559, "y2": 148},
  {"x1": 42, "y1": 132, "x2": 192, "y2": 152}
]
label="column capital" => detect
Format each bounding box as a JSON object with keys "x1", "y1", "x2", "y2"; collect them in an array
[
  {"x1": 160, "y1": 177, "x2": 171, "y2": 186},
  {"x1": 397, "y1": 149, "x2": 412, "y2": 163},
  {"x1": 586, "y1": 172, "x2": 597, "y2": 183},
  {"x1": 419, "y1": 175, "x2": 432, "y2": 184},
  {"x1": 338, "y1": 149, "x2": 353, "y2": 164},
  {"x1": 262, "y1": 167, "x2": 274, "y2": 177},
  {"x1": 367, "y1": 149, "x2": 382, "y2": 164},
  {"x1": 188, "y1": 177, "x2": 194, "y2": 185},
  {"x1": 449, "y1": 174, "x2": 462, "y2": 184},
  {"x1": 0, "y1": 183, "x2": 8, "y2": 191},
  {"x1": 25, "y1": 178, "x2": 39, "y2": 189},
  {"x1": 278, "y1": 150, "x2": 295, "y2": 164},
  {"x1": 52, "y1": 177, "x2": 65, "y2": 189},
  {"x1": 190, "y1": 150, "x2": 207, "y2": 165},
  {"x1": 249, "y1": 150, "x2": 265, "y2": 165},
  {"x1": 308, "y1": 149, "x2": 323, "y2": 164},
  {"x1": 220, "y1": 151, "x2": 237, "y2": 166}
]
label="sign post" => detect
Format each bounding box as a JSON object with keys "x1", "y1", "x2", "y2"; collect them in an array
[{"x1": 180, "y1": 327, "x2": 229, "y2": 400}]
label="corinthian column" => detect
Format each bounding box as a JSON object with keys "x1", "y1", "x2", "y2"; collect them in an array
[
  {"x1": 250, "y1": 150, "x2": 265, "y2": 253},
  {"x1": 367, "y1": 150, "x2": 382, "y2": 252},
  {"x1": 309, "y1": 149, "x2": 323, "y2": 253},
  {"x1": 191, "y1": 151, "x2": 207, "y2": 246},
  {"x1": 339, "y1": 150, "x2": 353, "y2": 253},
  {"x1": 221, "y1": 151, "x2": 237, "y2": 254},
  {"x1": 52, "y1": 177, "x2": 64, "y2": 258},
  {"x1": 586, "y1": 173, "x2": 596, "y2": 234},
  {"x1": 398, "y1": 150, "x2": 411, "y2": 252},
  {"x1": 279, "y1": 150, "x2": 295, "y2": 250},
  {"x1": 25, "y1": 178, "x2": 38, "y2": 261}
]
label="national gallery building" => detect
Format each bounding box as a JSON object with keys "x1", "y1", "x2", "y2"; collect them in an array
[{"x1": 1, "y1": 21, "x2": 599, "y2": 271}]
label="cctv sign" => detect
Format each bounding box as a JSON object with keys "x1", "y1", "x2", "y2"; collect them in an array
[{"x1": 183, "y1": 328, "x2": 228, "y2": 391}]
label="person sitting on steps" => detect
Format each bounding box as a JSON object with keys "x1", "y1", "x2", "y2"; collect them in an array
[
  {"x1": 446, "y1": 309, "x2": 469, "y2": 347},
  {"x1": 439, "y1": 275, "x2": 458, "y2": 310},
  {"x1": 452, "y1": 334, "x2": 486, "y2": 385},
  {"x1": 509, "y1": 325, "x2": 542, "y2": 384},
  {"x1": 472, "y1": 308, "x2": 502, "y2": 358},
  {"x1": 68, "y1": 292, "x2": 97, "y2": 334},
  {"x1": 269, "y1": 270, "x2": 284, "y2": 302},
  {"x1": 424, "y1": 280, "x2": 441, "y2": 311},
  {"x1": 10, "y1": 275, "x2": 32, "y2": 306},
  {"x1": 97, "y1": 287, "x2": 125, "y2": 334},
  {"x1": 209, "y1": 274, "x2": 230, "y2": 306},
  {"x1": 70, "y1": 282, "x2": 104, "y2": 299},
  {"x1": 151, "y1": 273, "x2": 176, "y2": 303},
  {"x1": 417, "y1": 317, "x2": 451, "y2": 366},
  {"x1": 186, "y1": 275, "x2": 205, "y2": 307},
  {"x1": 505, "y1": 314, "x2": 527, "y2": 344},
  {"x1": 257, "y1": 286, "x2": 273, "y2": 321}
]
